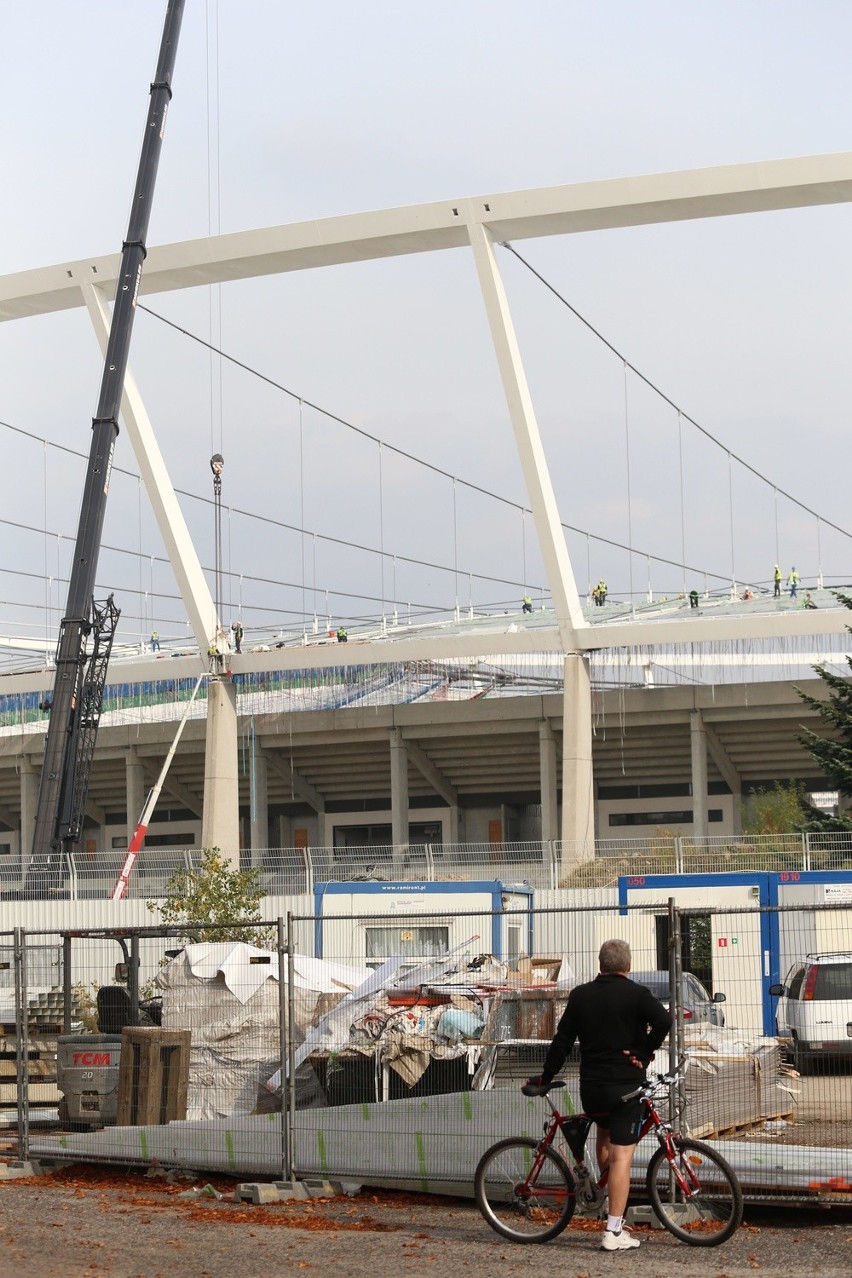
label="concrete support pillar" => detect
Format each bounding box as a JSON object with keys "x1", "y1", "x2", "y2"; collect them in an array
[
  {"x1": 447, "y1": 804, "x2": 461, "y2": 845},
  {"x1": 560, "y1": 654, "x2": 594, "y2": 875},
  {"x1": 390, "y1": 728, "x2": 409, "y2": 875},
  {"x1": 20, "y1": 757, "x2": 38, "y2": 879},
  {"x1": 202, "y1": 678, "x2": 240, "y2": 865},
  {"x1": 690, "y1": 710, "x2": 709, "y2": 840},
  {"x1": 539, "y1": 721, "x2": 559, "y2": 844},
  {"x1": 126, "y1": 748, "x2": 145, "y2": 835},
  {"x1": 249, "y1": 749, "x2": 269, "y2": 865}
]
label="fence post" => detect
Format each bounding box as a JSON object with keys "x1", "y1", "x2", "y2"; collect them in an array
[
  {"x1": 674, "y1": 836, "x2": 684, "y2": 875},
  {"x1": 66, "y1": 852, "x2": 78, "y2": 901},
  {"x1": 803, "y1": 832, "x2": 811, "y2": 872},
  {"x1": 129, "y1": 933, "x2": 141, "y2": 1026},
  {"x1": 13, "y1": 926, "x2": 29, "y2": 1165},
  {"x1": 668, "y1": 900, "x2": 686, "y2": 1131},
  {"x1": 286, "y1": 912, "x2": 298, "y2": 1180},
  {"x1": 276, "y1": 916, "x2": 292, "y2": 1182},
  {"x1": 304, "y1": 846, "x2": 314, "y2": 897},
  {"x1": 425, "y1": 844, "x2": 435, "y2": 881},
  {"x1": 62, "y1": 933, "x2": 73, "y2": 1035}
]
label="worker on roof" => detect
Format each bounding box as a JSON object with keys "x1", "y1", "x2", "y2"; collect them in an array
[
  {"x1": 231, "y1": 620, "x2": 243, "y2": 653},
  {"x1": 597, "y1": 578, "x2": 608, "y2": 606},
  {"x1": 522, "y1": 595, "x2": 533, "y2": 614},
  {"x1": 773, "y1": 564, "x2": 782, "y2": 598},
  {"x1": 337, "y1": 626, "x2": 348, "y2": 643},
  {"x1": 788, "y1": 566, "x2": 800, "y2": 599}
]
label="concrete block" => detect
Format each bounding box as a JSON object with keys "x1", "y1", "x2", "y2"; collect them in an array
[
  {"x1": 627, "y1": 1202, "x2": 690, "y2": 1229},
  {"x1": 0, "y1": 1160, "x2": 44, "y2": 1179},
  {"x1": 300, "y1": 1178, "x2": 339, "y2": 1198},
  {"x1": 234, "y1": 1182, "x2": 284, "y2": 1204},
  {"x1": 273, "y1": 1180, "x2": 310, "y2": 1201},
  {"x1": 234, "y1": 1180, "x2": 310, "y2": 1204}
]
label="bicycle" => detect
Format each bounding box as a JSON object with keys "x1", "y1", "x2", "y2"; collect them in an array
[{"x1": 475, "y1": 1068, "x2": 743, "y2": 1247}]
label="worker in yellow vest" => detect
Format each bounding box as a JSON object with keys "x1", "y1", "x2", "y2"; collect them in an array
[{"x1": 787, "y1": 567, "x2": 800, "y2": 599}]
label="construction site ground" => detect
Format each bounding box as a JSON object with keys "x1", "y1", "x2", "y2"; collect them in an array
[{"x1": 0, "y1": 1165, "x2": 850, "y2": 1278}]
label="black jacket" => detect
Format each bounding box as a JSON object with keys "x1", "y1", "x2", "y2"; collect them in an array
[{"x1": 541, "y1": 973, "x2": 672, "y2": 1086}]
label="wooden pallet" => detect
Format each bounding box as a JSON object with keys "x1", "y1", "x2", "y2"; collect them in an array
[
  {"x1": 690, "y1": 1109, "x2": 794, "y2": 1139},
  {"x1": 0, "y1": 1081, "x2": 60, "y2": 1105}
]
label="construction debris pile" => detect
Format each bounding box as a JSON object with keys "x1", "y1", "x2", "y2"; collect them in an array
[{"x1": 156, "y1": 944, "x2": 794, "y2": 1138}]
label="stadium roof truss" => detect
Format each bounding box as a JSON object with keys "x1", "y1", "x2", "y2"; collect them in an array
[{"x1": 2, "y1": 152, "x2": 852, "y2": 671}]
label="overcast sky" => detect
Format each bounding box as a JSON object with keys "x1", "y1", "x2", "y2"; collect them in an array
[{"x1": 1, "y1": 1, "x2": 850, "y2": 648}]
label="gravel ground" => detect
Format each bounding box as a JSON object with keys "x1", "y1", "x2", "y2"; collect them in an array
[{"x1": 0, "y1": 1167, "x2": 851, "y2": 1278}]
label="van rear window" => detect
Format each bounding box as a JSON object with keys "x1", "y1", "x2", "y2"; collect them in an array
[{"x1": 812, "y1": 964, "x2": 852, "y2": 1001}]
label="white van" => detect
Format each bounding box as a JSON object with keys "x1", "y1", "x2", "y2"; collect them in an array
[{"x1": 770, "y1": 952, "x2": 852, "y2": 1074}]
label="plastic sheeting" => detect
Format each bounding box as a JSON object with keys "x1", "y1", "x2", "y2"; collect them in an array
[{"x1": 157, "y1": 944, "x2": 369, "y2": 1120}]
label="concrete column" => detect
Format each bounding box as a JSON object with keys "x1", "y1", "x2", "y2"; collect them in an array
[
  {"x1": 390, "y1": 728, "x2": 409, "y2": 875},
  {"x1": 249, "y1": 749, "x2": 269, "y2": 865},
  {"x1": 539, "y1": 721, "x2": 559, "y2": 844},
  {"x1": 126, "y1": 748, "x2": 145, "y2": 834},
  {"x1": 20, "y1": 757, "x2": 39, "y2": 879},
  {"x1": 447, "y1": 804, "x2": 461, "y2": 845},
  {"x1": 560, "y1": 655, "x2": 595, "y2": 874},
  {"x1": 690, "y1": 710, "x2": 709, "y2": 840},
  {"x1": 202, "y1": 678, "x2": 240, "y2": 865}
]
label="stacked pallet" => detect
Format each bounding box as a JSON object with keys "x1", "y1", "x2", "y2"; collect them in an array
[
  {"x1": 0, "y1": 988, "x2": 82, "y2": 1115},
  {"x1": 680, "y1": 1042, "x2": 795, "y2": 1138},
  {"x1": 0, "y1": 1036, "x2": 61, "y2": 1110}
]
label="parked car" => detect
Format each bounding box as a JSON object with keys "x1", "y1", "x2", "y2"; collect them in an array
[
  {"x1": 770, "y1": 953, "x2": 852, "y2": 1074},
  {"x1": 632, "y1": 970, "x2": 726, "y2": 1026}
]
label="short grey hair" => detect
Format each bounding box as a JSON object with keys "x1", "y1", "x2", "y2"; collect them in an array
[{"x1": 599, "y1": 939, "x2": 631, "y2": 975}]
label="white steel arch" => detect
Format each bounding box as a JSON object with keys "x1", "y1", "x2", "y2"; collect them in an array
[{"x1": 3, "y1": 151, "x2": 851, "y2": 859}]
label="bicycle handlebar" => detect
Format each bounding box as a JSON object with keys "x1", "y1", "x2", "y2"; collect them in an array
[{"x1": 522, "y1": 1068, "x2": 685, "y2": 1102}]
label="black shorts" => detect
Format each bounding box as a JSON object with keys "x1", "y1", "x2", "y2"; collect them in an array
[{"x1": 579, "y1": 1080, "x2": 644, "y2": 1146}]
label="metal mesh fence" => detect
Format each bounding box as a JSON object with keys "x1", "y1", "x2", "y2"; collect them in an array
[
  {"x1": 6, "y1": 895, "x2": 852, "y2": 1207},
  {"x1": 8, "y1": 832, "x2": 852, "y2": 901}
]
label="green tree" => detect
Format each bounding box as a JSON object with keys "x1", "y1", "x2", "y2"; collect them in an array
[
  {"x1": 740, "y1": 782, "x2": 807, "y2": 835},
  {"x1": 148, "y1": 846, "x2": 274, "y2": 944},
  {"x1": 797, "y1": 590, "x2": 852, "y2": 832}
]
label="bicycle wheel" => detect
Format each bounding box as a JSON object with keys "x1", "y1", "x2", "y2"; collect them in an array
[
  {"x1": 475, "y1": 1136, "x2": 575, "y2": 1243},
  {"x1": 646, "y1": 1137, "x2": 743, "y2": 1246}
]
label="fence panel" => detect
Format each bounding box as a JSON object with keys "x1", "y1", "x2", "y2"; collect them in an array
[
  {"x1": 8, "y1": 899, "x2": 852, "y2": 1210},
  {"x1": 8, "y1": 833, "x2": 852, "y2": 903}
]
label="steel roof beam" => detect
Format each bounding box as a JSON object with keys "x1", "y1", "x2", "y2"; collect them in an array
[{"x1": 3, "y1": 152, "x2": 852, "y2": 321}]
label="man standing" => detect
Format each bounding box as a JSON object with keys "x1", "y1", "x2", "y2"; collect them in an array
[
  {"x1": 773, "y1": 565, "x2": 782, "y2": 598},
  {"x1": 231, "y1": 620, "x2": 244, "y2": 653},
  {"x1": 788, "y1": 566, "x2": 800, "y2": 599},
  {"x1": 527, "y1": 939, "x2": 671, "y2": 1251}
]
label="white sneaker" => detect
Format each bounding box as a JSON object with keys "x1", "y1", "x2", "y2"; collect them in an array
[{"x1": 600, "y1": 1227, "x2": 641, "y2": 1251}]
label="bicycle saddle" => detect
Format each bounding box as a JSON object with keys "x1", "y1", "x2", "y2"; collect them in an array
[{"x1": 521, "y1": 1079, "x2": 566, "y2": 1096}]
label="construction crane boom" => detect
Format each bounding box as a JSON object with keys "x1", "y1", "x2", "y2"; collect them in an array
[{"x1": 26, "y1": 1, "x2": 186, "y2": 895}]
